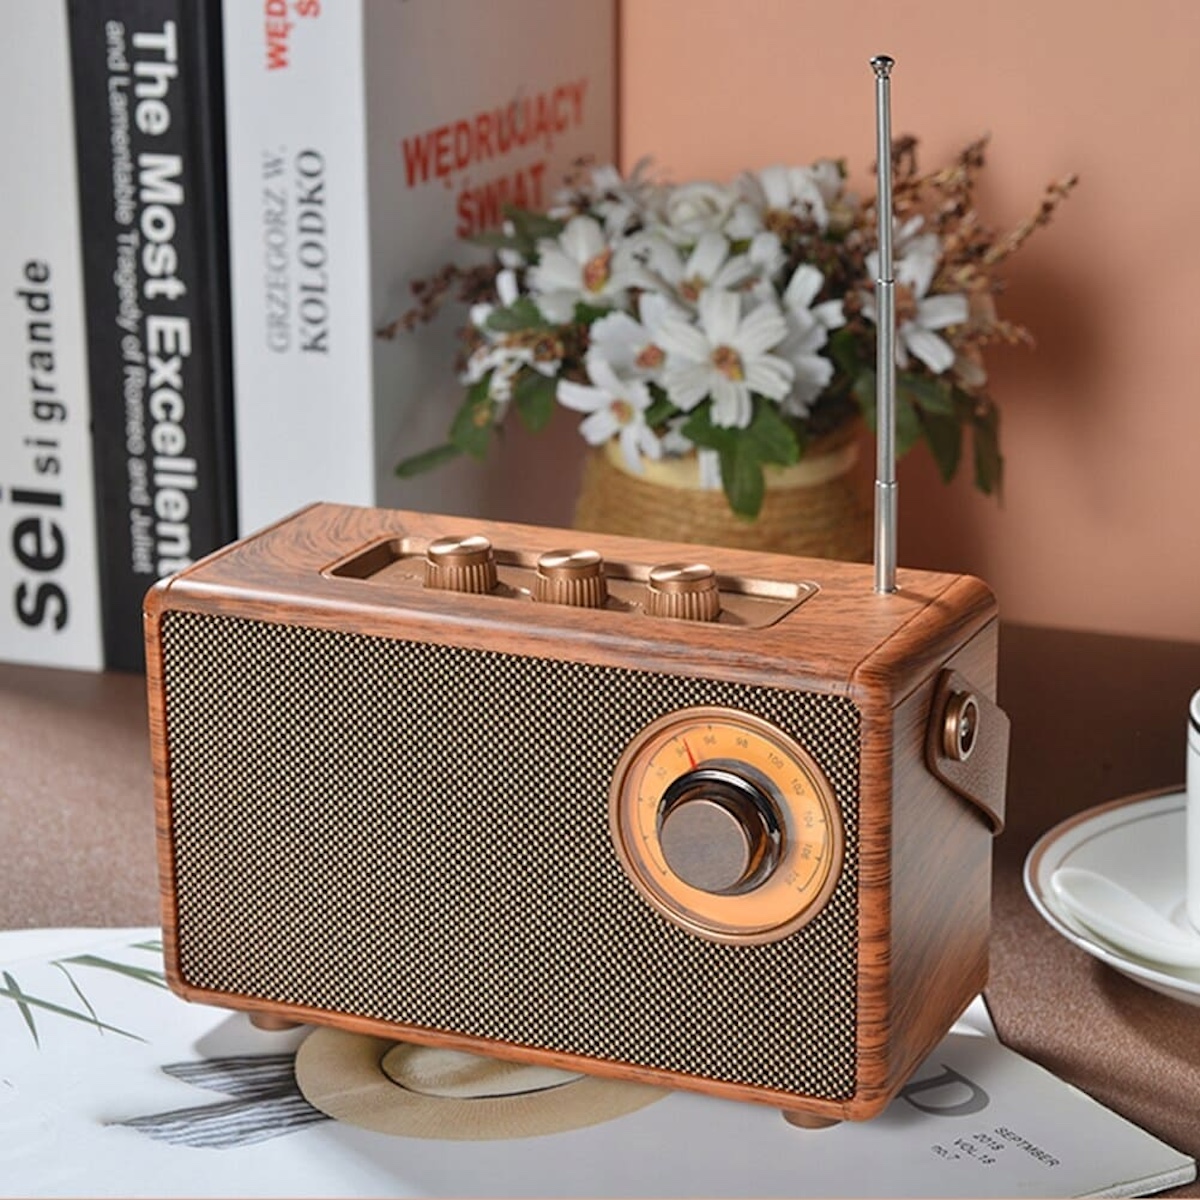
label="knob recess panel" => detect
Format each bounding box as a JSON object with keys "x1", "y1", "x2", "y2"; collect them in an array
[{"x1": 609, "y1": 707, "x2": 843, "y2": 944}]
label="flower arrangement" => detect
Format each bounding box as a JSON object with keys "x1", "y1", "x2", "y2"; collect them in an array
[{"x1": 384, "y1": 138, "x2": 1075, "y2": 519}]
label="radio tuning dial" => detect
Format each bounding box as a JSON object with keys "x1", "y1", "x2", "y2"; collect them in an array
[
  {"x1": 609, "y1": 708, "x2": 844, "y2": 944},
  {"x1": 534, "y1": 549, "x2": 607, "y2": 608},
  {"x1": 646, "y1": 563, "x2": 720, "y2": 622},
  {"x1": 658, "y1": 768, "x2": 781, "y2": 895},
  {"x1": 423, "y1": 535, "x2": 497, "y2": 594}
]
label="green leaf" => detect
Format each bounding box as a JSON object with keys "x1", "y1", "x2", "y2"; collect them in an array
[
  {"x1": 679, "y1": 404, "x2": 727, "y2": 450},
  {"x1": 3, "y1": 970, "x2": 38, "y2": 1047},
  {"x1": 853, "y1": 368, "x2": 877, "y2": 428},
  {"x1": 573, "y1": 301, "x2": 615, "y2": 326},
  {"x1": 744, "y1": 400, "x2": 801, "y2": 467},
  {"x1": 827, "y1": 328, "x2": 864, "y2": 377},
  {"x1": 643, "y1": 392, "x2": 676, "y2": 428},
  {"x1": 52, "y1": 963, "x2": 101, "y2": 1033},
  {"x1": 395, "y1": 442, "x2": 462, "y2": 478},
  {"x1": 513, "y1": 370, "x2": 557, "y2": 432},
  {"x1": 0, "y1": 971, "x2": 143, "y2": 1043},
  {"x1": 504, "y1": 206, "x2": 564, "y2": 243},
  {"x1": 898, "y1": 372, "x2": 955, "y2": 416},
  {"x1": 59, "y1": 954, "x2": 167, "y2": 990},
  {"x1": 920, "y1": 411, "x2": 963, "y2": 483},
  {"x1": 468, "y1": 229, "x2": 523, "y2": 252},
  {"x1": 683, "y1": 399, "x2": 800, "y2": 520},
  {"x1": 973, "y1": 403, "x2": 1003, "y2": 495},
  {"x1": 484, "y1": 296, "x2": 548, "y2": 333},
  {"x1": 450, "y1": 376, "x2": 498, "y2": 459},
  {"x1": 853, "y1": 369, "x2": 921, "y2": 457},
  {"x1": 720, "y1": 445, "x2": 766, "y2": 520},
  {"x1": 894, "y1": 390, "x2": 923, "y2": 457}
]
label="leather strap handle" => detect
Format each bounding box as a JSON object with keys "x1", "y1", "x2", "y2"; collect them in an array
[{"x1": 924, "y1": 668, "x2": 1009, "y2": 835}]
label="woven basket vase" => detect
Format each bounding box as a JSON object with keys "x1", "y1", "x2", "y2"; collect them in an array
[{"x1": 573, "y1": 423, "x2": 872, "y2": 562}]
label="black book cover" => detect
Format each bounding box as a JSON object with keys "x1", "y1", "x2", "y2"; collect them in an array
[{"x1": 68, "y1": 0, "x2": 236, "y2": 671}]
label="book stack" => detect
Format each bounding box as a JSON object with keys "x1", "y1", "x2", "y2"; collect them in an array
[{"x1": 0, "y1": 0, "x2": 616, "y2": 673}]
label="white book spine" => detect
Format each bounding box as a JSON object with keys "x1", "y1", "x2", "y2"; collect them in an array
[
  {"x1": 225, "y1": 0, "x2": 617, "y2": 536},
  {"x1": 223, "y1": 0, "x2": 374, "y2": 536},
  {"x1": 0, "y1": 0, "x2": 104, "y2": 671}
]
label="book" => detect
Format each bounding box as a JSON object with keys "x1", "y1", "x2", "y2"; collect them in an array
[
  {"x1": 0, "y1": 1, "x2": 104, "y2": 672},
  {"x1": 67, "y1": 0, "x2": 237, "y2": 672},
  {"x1": 221, "y1": 0, "x2": 617, "y2": 538},
  {"x1": 0, "y1": 925, "x2": 1193, "y2": 1198}
]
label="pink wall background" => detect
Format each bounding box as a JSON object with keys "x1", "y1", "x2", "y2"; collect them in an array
[{"x1": 620, "y1": 0, "x2": 1200, "y2": 643}]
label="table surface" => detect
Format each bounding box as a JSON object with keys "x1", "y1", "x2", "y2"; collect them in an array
[{"x1": 3, "y1": 621, "x2": 1200, "y2": 1193}]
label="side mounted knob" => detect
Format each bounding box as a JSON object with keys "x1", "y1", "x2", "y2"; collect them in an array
[
  {"x1": 645, "y1": 563, "x2": 720, "y2": 622},
  {"x1": 534, "y1": 549, "x2": 607, "y2": 608},
  {"x1": 424, "y1": 535, "x2": 497, "y2": 594}
]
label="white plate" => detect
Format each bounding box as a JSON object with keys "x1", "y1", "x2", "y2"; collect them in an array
[{"x1": 1023, "y1": 787, "x2": 1200, "y2": 1006}]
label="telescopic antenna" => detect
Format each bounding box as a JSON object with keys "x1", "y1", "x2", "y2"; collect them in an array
[{"x1": 870, "y1": 54, "x2": 898, "y2": 595}]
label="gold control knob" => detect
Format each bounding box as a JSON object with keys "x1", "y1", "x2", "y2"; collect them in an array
[
  {"x1": 941, "y1": 690, "x2": 980, "y2": 762},
  {"x1": 658, "y1": 768, "x2": 781, "y2": 895},
  {"x1": 645, "y1": 563, "x2": 720, "y2": 622},
  {"x1": 534, "y1": 549, "x2": 607, "y2": 608},
  {"x1": 423, "y1": 535, "x2": 497, "y2": 594}
]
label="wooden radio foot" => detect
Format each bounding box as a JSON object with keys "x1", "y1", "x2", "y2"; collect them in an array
[
  {"x1": 781, "y1": 1108, "x2": 841, "y2": 1129},
  {"x1": 250, "y1": 1012, "x2": 303, "y2": 1032}
]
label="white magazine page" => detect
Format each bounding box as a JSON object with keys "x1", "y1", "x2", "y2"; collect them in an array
[{"x1": 0, "y1": 928, "x2": 1192, "y2": 1199}]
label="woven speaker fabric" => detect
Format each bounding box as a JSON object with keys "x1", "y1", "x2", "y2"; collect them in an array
[{"x1": 160, "y1": 611, "x2": 862, "y2": 1100}]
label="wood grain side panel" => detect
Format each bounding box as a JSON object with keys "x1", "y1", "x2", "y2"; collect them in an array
[
  {"x1": 847, "y1": 691, "x2": 896, "y2": 1118},
  {"x1": 884, "y1": 620, "x2": 999, "y2": 1095},
  {"x1": 143, "y1": 579, "x2": 184, "y2": 989}
]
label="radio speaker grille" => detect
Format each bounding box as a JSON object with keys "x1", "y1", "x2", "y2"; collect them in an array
[{"x1": 160, "y1": 611, "x2": 862, "y2": 1099}]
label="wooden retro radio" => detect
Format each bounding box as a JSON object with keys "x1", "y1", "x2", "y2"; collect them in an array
[{"x1": 145, "y1": 57, "x2": 1009, "y2": 1126}]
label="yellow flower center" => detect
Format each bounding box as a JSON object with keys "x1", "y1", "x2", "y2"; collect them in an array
[
  {"x1": 582, "y1": 247, "x2": 613, "y2": 293},
  {"x1": 635, "y1": 343, "x2": 665, "y2": 370},
  {"x1": 611, "y1": 398, "x2": 635, "y2": 425},
  {"x1": 764, "y1": 208, "x2": 801, "y2": 237},
  {"x1": 711, "y1": 345, "x2": 744, "y2": 381},
  {"x1": 509, "y1": 330, "x2": 565, "y2": 362},
  {"x1": 679, "y1": 276, "x2": 705, "y2": 304}
]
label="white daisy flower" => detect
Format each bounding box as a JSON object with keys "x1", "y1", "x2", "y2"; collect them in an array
[
  {"x1": 728, "y1": 163, "x2": 839, "y2": 238},
  {"x1": 527, "y1": 216, "x2": 645, "y2": 323},
  {"x1": 557, "y1": 356, "x2": 662, "y2": 472},
  {"x1": 650, "y1": 230, "x2": 758, "y2": 307},
  {"x1": 768, "y1": 263, "x2": 844, "y2": 416},
  {"x1": 659, "y1": 180, "x2": 739, "y2": 241},
  {"x1": 657, "y1": 290, "x2": 793, "y2": 429},
  {"x1": 461, "y1": 269, "x2": 562, "y2": 403},
  {"x1": 550, "y1": 159, "x2": 659, "y2": 236},
  {"x1": 588, "y1": 292, "x2": 681, "y2": 379},
  {"x1": 863, "y1": 223, "x2": 969, "y2": 374}
]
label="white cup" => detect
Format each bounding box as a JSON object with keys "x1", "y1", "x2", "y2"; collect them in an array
[{"x1": 1187, "y1": 690, "x2": 1200, "y2": 932}]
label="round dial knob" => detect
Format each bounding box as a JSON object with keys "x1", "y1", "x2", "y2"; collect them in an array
[
  {"x1": 424, "y1": 535, "x2": 497, "y2": 593},
  {"x1": 658, "y1": 767, "x2": 781, "y2": 895},
  {"x1": 645, "y1": 563, "x2": 720, "y2": 622},
  {"x1": 609, "y1": 708, "x2": 843, "y2": 944},
  {"x1": 534, "y1": 548, "x2": 607, "y2": 608}
]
